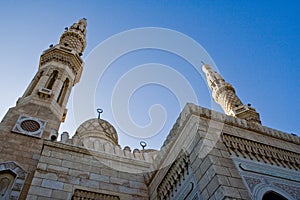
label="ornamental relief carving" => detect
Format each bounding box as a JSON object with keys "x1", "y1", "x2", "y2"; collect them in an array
[
  {"x1": 222, "y1": 134, "x2": 300, "y2": 170},
  {"x1": 157, "y1": 153, "x2": 189, "y2": 199},
  {"x1": 243, "y1": 176, "x2": 262, "y2": 192},
  {"x1": 273, "y1": 182, "x2": 300, "y2": 200},
  {"x1": 241, "y1": 174, "x2": 300, "y2": 200},
  {"x1": 40, "y1": 50, "x2": 82, "y2": 78},
  {"x1": 157, "y1": 153, "x2": 200, "y2": 200},
  {"x1": 72, "y1": 189, "x2": 119, "y2": 200}
]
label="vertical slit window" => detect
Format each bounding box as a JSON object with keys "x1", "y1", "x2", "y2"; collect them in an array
[
  {"x1": 46, "y1": 70, "x2": 58, "y2": 90},
  {"x1": 57, "y1": 78, "x2": 69, "y2": 106}
]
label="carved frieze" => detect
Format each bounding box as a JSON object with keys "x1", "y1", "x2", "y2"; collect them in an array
[
  {"x1": 157, "y1": 153, "x2": 199, "y2": 200},
  {"x1": 39, "y1": 48, "x2": 83, "y2": 84},
  {"x1": 222, "y1": 134, "x2": 300, "y2": 170},
  {"x1": 72, "y1": 189, "x2": 119, "y2": 200}
]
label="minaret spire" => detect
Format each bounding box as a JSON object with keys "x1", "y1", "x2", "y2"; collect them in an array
[
  {"x1": 202, "y1": 63, "x2": 261, "y2": 124},
  {"x1": 59, "y1": 18, "x2": 87, "y2": 53}
]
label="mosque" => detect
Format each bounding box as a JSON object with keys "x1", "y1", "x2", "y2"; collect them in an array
[{"x1": 0, "y1": 19, "x2": 299, "y2": 200}]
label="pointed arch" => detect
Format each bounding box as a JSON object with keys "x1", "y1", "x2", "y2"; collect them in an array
[
  {"x1": 46, "y1": 70, "x2": 58, "y2": 90},
  {"x1": 0, "y1": 170, "x2": 16, "y2": 199},
  {"x1": 57, "y1": 78, "x2": 70, "y2": 106},
  {"x1": 0, "y1": 162, "x2": 27, "y2": 200},
  {"x1": 262, "y1": 191, "x2": 288, "y2": 200}
]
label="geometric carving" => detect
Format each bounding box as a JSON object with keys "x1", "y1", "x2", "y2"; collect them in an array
[
  {"x1": 59, "y1": 18, "x2": 86, "y2": 53},
  {"x1": 273, "y1": 182, "x2": 300, "y2": 200},
  {"x1": 0, "y1": 162, "x2": 28, "y2": 200},
  {"x1": 74, "y1": 118, "x2": 119, "y2": 146},
  {"x1": 223, "y1": 134, "x2": 300, "y2": 170},
  {"x1": 71, "y1": 189, "x2": 120, "y2": 200},
  {"x1": 12, "y1": 115, "x2": 47, "y2": 138},
  {"x1": 157, "y1": 153, "x2": 199, "y2": 200},
  {"x1": 157, "y1": 154, "x2": 189, "y2": 199},
  {"x1": 60, "y1": 32, "x2": 84, "y2": 53},
  {"x1": 233, "y1": 157, "x2": 300, "y2": 200},
  {"x1": 40, "y1": 48, "x2": 83, "y2": 84},
  {"x1": 20, "y1": 120, "x2": 40, "y2": 132},
  {"x1": 244, "y1": 176, "x2": 262, "y2": 192},
  {"x1": 238, "y1": 162, "x2": 300, "y2": 182}
]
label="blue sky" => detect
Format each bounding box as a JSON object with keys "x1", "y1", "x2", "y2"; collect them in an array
[{"x1": 0, "y1": 1, "x2": 299, "y2": 149}]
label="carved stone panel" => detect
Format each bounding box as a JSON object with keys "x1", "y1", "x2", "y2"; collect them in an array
[
  {"x1": 232, "y1": 157, "x2": 300, "y2": 200},
  {"x1": 244, "y1": 176, "x2": 262, "y2": 192},
  {"x1": 72, "y1": 189, "x2": 120, "y2": 200},
  {"x1": 157, "y1": 154, "x2": 200, "y2": 200},
  {"x1": 12, "y1": 115, "x2": 47, "y2": 138},
  {"x1": 273, "y1": 182, "x2": 300, "y2": 200},
  {"x1": 222, "y1": 133, "x2": 300, "y2": 170}
]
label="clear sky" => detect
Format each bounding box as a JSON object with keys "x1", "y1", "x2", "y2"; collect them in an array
[{"x1": 0, "y1": 1, "x2": 299, "y2": 150}]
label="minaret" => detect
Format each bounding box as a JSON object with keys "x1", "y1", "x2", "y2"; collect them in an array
[
  {"x1": 0, "y1": 18, "x2": 87, "y2": 140},
  {"x1": 202, "y1": 63, "x2": 261, "y2": 124}
]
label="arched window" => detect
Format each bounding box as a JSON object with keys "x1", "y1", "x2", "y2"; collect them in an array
[
  {"x1": 0, "y1": 162, "x2": 27, "y2": 200},
  {"x1": 0, "y1": 170, "x2": 16, "y2": 200},
  {"x1": 25, "y1": 71, "x2": 44, "y2": 96},
  {"x1": 46, "y1": 70, "x2": 58, "y2": 90},
  {"x1": 57, "y1": 78, "x2": 69, "y2": 106},
  {"x1": 262, "y1": 191, "x2": 288, "y2": 200}
]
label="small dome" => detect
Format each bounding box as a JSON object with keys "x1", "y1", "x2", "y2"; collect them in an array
[{"x1": 74, "y1": 118, "x2": 118, "y2": 146}]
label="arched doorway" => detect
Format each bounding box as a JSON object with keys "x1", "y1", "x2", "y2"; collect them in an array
[{"x1": 262, "y1": 191, "x2": 288, "y2": 200}]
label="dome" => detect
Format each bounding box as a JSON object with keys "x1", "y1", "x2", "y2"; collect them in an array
[{"x1": 73, "y1": 118, "x2": 118, "y2": 146}]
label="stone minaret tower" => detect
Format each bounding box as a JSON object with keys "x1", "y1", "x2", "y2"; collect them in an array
[
  {"x1": 202, "y1": 63, "x2": 261, "y2": 123},
  {"x1": 0, "y1": 18, "x2": 87, "y2": 140},
  {"x1": 0, "y1": 18, "x2": 87, "y2": 199}
]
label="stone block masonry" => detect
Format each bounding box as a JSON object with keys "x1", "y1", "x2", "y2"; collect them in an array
[
  {"x1": 27, "y1": 140, "x2": 151, "y2": 199},
  {"x1": 0, "y1": 129, "x2": 44, "y2": 199}
]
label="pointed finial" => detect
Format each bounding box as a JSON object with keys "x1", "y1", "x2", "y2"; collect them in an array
[{"x1": 97, "y1": 108, "x2": 103, "y2": 119}]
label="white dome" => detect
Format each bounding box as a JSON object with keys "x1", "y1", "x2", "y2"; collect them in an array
[{"x1": 73, "y1": 118, "x2": 118, "y2": 146}]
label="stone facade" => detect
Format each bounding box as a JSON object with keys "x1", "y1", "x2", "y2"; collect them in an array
[
  {"x1": 0, "y1": 19, "x2": 299, "y2": 200},
  {"x1": 26, "y1": 141, "x2": 152, "y2": 199}
]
